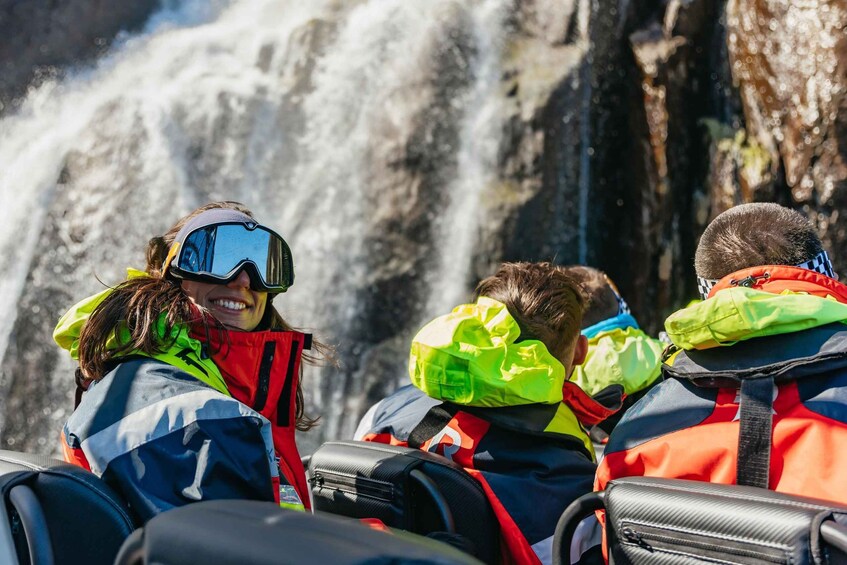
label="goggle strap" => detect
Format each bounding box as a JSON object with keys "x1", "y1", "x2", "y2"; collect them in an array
[{"x1": 162, "y1": 242, "x2": 181, "y2": 276}]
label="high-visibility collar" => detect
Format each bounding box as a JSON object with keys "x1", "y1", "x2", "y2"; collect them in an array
[
  {"x1": 707, "y1": 265, "x2": 847, "y2": 303},
  {"x1": 665, "y1": 265, "x2": 847, "y2": 351}
]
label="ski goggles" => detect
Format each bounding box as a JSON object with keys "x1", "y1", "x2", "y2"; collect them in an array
[{"x1": 164, "y1": 209, "x2": 294, "y2": 293}]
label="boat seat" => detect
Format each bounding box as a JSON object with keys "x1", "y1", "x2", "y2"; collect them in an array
[
  {"x1": 552, "y1": 476, "x2": 847, "y2": 565},
  {"x1": 0, "y1": 450, "x2": 136, "y2": 565},
  {"x1": 113, "y1": 499, "x2": 482, "y2": 564},
  {"x1": 307, "y1": 440, "x2": 500, "y2": 564}
]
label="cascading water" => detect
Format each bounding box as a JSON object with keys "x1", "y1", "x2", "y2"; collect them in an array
[
  {"x1": 0, "y1": 0, "x2": 517, "y2": 454},
  {"x1": 423, "y1": 0, "x2": 508, "y2": 315}
]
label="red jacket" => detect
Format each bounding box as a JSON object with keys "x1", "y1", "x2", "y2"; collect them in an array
[
  {"x1": 597, "y1": 267, "x2": 847, "y2": 504},
  {"x1": 358, "y1": 384, "x2": 618, "y2": 564},
  {"x1": 197, "y1": 326, "x2": 311, "y2": 509}
]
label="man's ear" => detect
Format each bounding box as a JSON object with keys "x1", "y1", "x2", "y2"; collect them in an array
[{"x1": 571, "y1": 334, "x2": 589, "y2": 367}]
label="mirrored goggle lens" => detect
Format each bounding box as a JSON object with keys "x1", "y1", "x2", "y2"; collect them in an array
[{"x1": 175, "y1": 224, "x2": 292, "y2": 290}]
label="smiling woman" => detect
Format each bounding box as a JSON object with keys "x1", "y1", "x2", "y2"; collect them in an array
[
  {"x1": 161, "y1": 207, "x2": 294, "y2": 332},
  {"x1": 52, "y1": 201, "x2": 328, "y2": 522}
]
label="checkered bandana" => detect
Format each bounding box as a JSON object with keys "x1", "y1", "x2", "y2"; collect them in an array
[
  {"x1": 696, "y1": 250, "x2": 836, "y2": 300},
  {"x1": 604, "y1": 275, "x2": 631, "y2": 315},
  {"x1": 616, "y1": 293, "x2": 631, "y2": 316}
]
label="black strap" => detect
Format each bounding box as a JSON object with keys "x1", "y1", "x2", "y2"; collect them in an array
[
  {"x1": 74, "y1": 368, "x2": 91, "y2": 409},
  {"x1": 408, "y1": 405, "x2": 457, "y2": 449},
  {"x1": 736, "y1": 376, "x2": 774, "y2": 488},
  {"x1": 277, "y1": 340, "x2": 299, "y2": 426},
  {"x1": 253, "y1": 341, "x2": 276, "y2": 412}
]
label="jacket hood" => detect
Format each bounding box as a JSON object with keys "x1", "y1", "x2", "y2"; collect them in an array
[
  {"x1": 410, "y1": 297, "x2": 566, "y2": 407},
  {"x1": 409, "y1": 297, "x2": 621, "y2": 425},
  {"x1": 571, "y1": 323, "x2": 664, "y2": 396},
  {"x1": 665, "y1": 287, "x2": 847, "y2": 351},
  {"x1": 706, "y1": 265, "x2": 847, "y2": 301},
  {"x1": 53, "y1": 268, "x2": 229, "y2": 395}
]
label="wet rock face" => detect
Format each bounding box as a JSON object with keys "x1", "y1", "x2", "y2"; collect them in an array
[
  {"x1": 487, "y1": 0, "x2": 590, "y2": 273},
  {"x1": 0, "y1": 0, "x2": 160, "y2": 111},
  {"x1": 612, "y1": 0, "x2": 847, "y2": 327},
  {"x1": 728, "y1": 0, "x2": 847, "y2": 191},
  {"x1": 1, "y1": 0, "x2": 846, "y2": 454},
  {"x1": 726, "y1": 0, "x2": 847, "y2": 265},
  {"x1": 586, "y1": 0, "x2": 730, "y2": 328}
]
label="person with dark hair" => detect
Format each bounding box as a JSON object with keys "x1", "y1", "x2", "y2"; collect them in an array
[
  {"x1": 55, "y1": 201, "x2": 327, "y2": 521},
  {"x1": 597, "y1": 202, "x2": 847, "y2": 504},
  {"x1": 564, "y1": 266, "x2": 663, "y2": 442},
  {"x1": 355, "y1": 262, "x2": 621, "y2": 565}
]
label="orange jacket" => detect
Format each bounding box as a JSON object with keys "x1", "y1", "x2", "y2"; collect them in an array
[{"x1": 597, "y1": 266, "x2": 847, "y2": 504}]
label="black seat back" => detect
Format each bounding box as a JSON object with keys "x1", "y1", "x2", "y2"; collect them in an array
[
  {"x1": 552, "y1": 477, "x2": 847, "y2": 565},
  {"x1": 114, "y1": 499, "x2": 483, "y2": 565},
  {"x1": 307, "y1": 441, "x2": 500, "y2": 564},
  {"x1": 0, "y1": 450, "x2": 136, "y2": 565}
]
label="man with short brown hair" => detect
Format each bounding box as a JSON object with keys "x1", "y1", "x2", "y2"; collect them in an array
[
  {"x1": 356, "y1": 262, "x2": 620, "y2": 565},
  {"x1": 694, "y1": 202, "x2": 830, "y2": 282},
  {"x1": 597, "y1": 203, "x2": 847, "y2": 504}
]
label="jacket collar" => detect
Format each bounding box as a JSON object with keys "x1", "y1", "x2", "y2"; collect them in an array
[
  {"x1": 664, "y1": 266, "x2": 847, "y2": 383},
  {"x1": 53, "y1": 270, "x2": 230, "y2": 395},
  {"x1": 190, "y1": 320, "x2": 307, "y2": 422},
  {"x1": 664, "y1": 322, "x2": 847, "y2": 384},
  {"x1": 665, "y1": 266, "x2": 847, "y2": 352},
  {"x1": 708, "y1": 265, "x2": 847, "y2": 302},
  {"x1": 582, "y1": 313, "x2": 639, "y2": 339}
]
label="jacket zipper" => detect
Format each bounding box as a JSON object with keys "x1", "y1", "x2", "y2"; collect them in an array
[
  {"x1": 253, "y1": 341, "x2": 276, "y2": 412},
  {"x1": 276, "y1": 339, "x2": 298, "y2": 426}
]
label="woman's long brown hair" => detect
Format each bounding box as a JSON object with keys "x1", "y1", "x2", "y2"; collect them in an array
[{"x1": 76, "y1": 201, "x2": 327, "y2": 431}]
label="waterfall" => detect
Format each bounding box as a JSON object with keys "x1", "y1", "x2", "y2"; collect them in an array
[
  {"x1": 0, "y1": 0, "x2": 512, "y2": 453},
  {"x1": 423, "y1": 0, "x2": 508, "y2": 315}
]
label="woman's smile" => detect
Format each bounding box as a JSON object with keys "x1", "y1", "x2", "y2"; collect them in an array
[{"x1": 181, "y1": 269, "x2": 268, "y2": 331}]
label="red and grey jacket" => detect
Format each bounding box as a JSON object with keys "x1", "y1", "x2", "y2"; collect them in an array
[
  {"x1": 63, "y1": 358, "x2": 283, "y2": 522},
  {"x1": 56, "y1": 289, "x2": 311, "y2": 520},
  {"x1": 597, "y1": 266, "x2": 847, "y2": 504},
  {"x1": 195, "y1": 326, "x2": 312, "y2": 510},
  {"x1": 356, "y1": 384, "x2": 614, "y2": 565}
]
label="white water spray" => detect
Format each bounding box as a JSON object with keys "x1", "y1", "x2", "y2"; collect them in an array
[
  {"x1": 424, "y1": 0, "x2": 508, "y2": 315},
  {"x1": 0, "y1": 0, "x2": 514, "y2": 450}
]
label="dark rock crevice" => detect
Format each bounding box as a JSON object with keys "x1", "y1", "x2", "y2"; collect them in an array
[{"x1": 0, "y1": 0, "x2": 162, "y2": 113}]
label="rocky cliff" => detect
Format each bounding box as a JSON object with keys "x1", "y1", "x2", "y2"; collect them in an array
[{"x1": 0, "y1": 0, "x2": 844, "y2": 452}]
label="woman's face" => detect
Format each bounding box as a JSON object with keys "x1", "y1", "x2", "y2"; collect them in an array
[{"x1": 181, "y1": 269, "x2": 268, "y2": 331}]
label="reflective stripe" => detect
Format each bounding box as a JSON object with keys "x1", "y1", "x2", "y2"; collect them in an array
[
  {"x1": 570, "y1": 516, "x2": 602, "y2": 564},
  {"x1": 81, "y1": 389, "x2": 277, "y2": 477},
  {"x1": 531, "y1": 535, "x2": 552, "y2": 564},
  {"x1": 531, "y1": 524, "x2": 604, "y2": 565}
]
